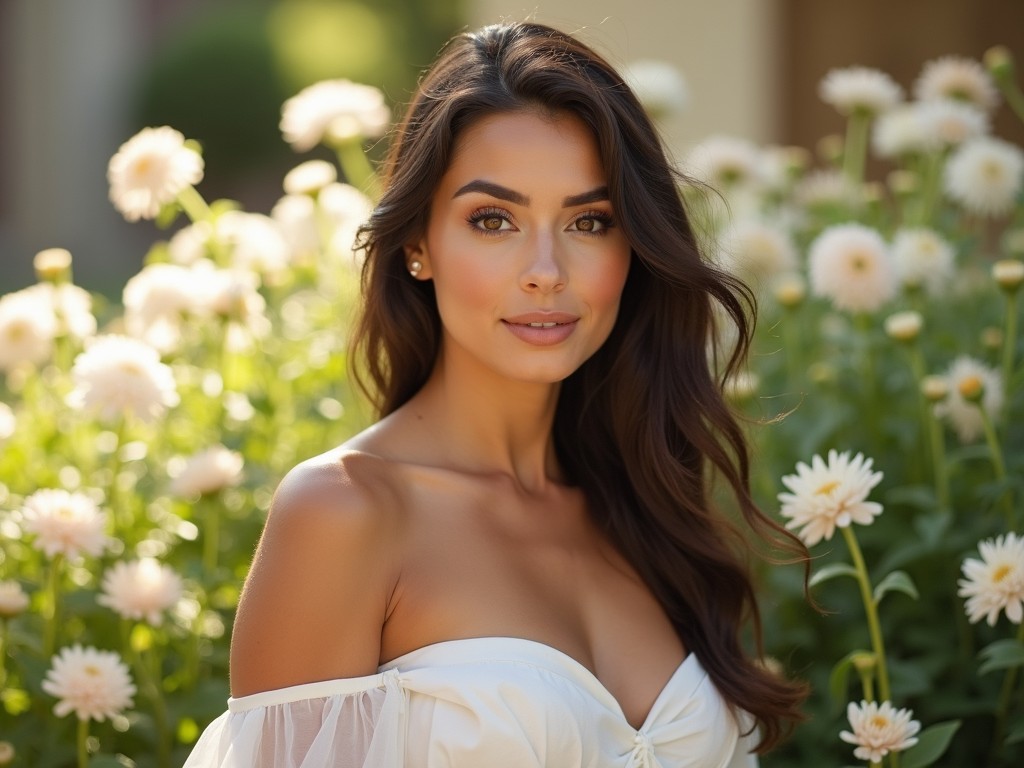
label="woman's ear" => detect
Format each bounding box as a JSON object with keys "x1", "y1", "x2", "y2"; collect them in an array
[{"x1": 403, "y1": 240, "x2": 433, "y2": 280}]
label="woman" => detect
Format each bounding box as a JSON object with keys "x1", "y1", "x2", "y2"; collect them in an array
[{"x1": 185, "y1": 20, "x2": 807, "y2": 768}]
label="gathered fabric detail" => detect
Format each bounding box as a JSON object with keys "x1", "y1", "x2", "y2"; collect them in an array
[{"x1": 627, "y1": 730, "x2": 657, "y2": 768}]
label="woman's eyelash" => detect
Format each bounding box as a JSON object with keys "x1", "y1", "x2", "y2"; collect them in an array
[
  {"x1": 465, "y1": 207, "x2": 615, "y2": 236},
  {"x1": 570, "y1": 210, "x2": 615, "y2": 234},
  {"x1": 466, "y1": 207, "x2": 512, "y2": 235}
]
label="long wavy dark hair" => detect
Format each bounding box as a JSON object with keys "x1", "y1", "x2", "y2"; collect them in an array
[{"x1": 353, "y1": 21, "x2": 808, "y2": 751}]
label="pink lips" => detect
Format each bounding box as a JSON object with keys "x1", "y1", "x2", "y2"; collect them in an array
[{"x1": 501, "y1": 312, "x2": 579, "y2": 346}]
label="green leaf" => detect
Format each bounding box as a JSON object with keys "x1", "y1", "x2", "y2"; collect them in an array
[
  {"x1": 1006, "y1": 718, "x2": 1024, "y2": 745},
  {"x1": 901, "y1": 720, "x2": 961, "y2": 768},
  {"x1": 810, "y1": 562, "x2": 859, "y2": 588},
  {"x1": 978, "y1": 639, "x2": 1024, "y2": 675},
  {"x1": 873, "y1": 570, "x2": 919, "y2": 605},
  {"x1": 828, "y1": 650, "x2": 872, "y2": 706}
]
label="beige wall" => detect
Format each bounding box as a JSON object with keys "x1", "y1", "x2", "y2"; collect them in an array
[{"x1": 467, "y1": 0, "x2": 782, "y2": 161}]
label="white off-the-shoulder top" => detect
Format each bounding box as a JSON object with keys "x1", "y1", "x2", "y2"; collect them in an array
[{"x1": 182, "y1": 636, "x2": 758, "y2": 767}]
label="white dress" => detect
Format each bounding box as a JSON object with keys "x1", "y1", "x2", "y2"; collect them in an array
[{"x1": 183, "y1": 636, "x2": 759, "y2": 767}]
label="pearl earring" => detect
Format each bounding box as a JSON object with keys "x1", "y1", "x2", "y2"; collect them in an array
[{"x1": 408, "y1": 260, "x2": 423, "y2": 277}]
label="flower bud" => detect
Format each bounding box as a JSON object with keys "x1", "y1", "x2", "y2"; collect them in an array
[
  {"x1": 884, "y1": 310, "x2": 923, "y2": 342},
  {"x1": 773, "y1": 273, "x2": 807, "y2": 308},
  {"x1": 862, "y1": 182, "x2": 886, "y2": 207},
  {"x1": 33, "y1": 248, "x2": 72, "y2": 284},
  {"x1": 283, "y1": 160, "x2": 337, "y2": 196},
  {"x1": 851, "y1": 652, "x2": 877, "y2": 673},
  {"x1": 921, "y1": 375, "x2": 949, "y2": 402},
  {"x1": 0, "y1": 741, "x2": 14, "y2": 766},
  {"x1": 0, "y1": 580, "x2": 29, "y2": 618},
  {"x1": 781, "y1": 146, "x2": 811, "y2": 178},
  {"x1": 817, "y1": 134, "x2": 845, "y2": 165},
  {"x1": 957, "y1": 373, "x2": 985, "y2": 403},
  {"x1": 981, "y1": 326, "x2": 1004, "y2": 350},
  {"x1": 984, "y1": 45, "x2": 1015, "y2": 86},
  {"x1": 993, "y1": 259, "x2": 1024, "y2": 292},
  {"x1": 887, "y1": 169, "x2": 918, "y2": 197}
]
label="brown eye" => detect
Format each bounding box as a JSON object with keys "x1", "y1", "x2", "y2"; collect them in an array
[
  {"x1": 576, "y1": 218, "x2": 595, "y2": 232},
  {"x1": 483, "y1": 217, "x2": 504, "y2": 230}
]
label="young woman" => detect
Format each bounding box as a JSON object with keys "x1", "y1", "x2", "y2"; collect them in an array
[{"x1": 185, "y1": 20, "x2": 807, "y2": 768}]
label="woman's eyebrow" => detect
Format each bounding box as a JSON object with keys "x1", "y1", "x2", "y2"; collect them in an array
[{"x1": 452, "y1": 180, "x2": 609, "y2": 208}]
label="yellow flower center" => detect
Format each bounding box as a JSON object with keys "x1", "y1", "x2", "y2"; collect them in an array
[
  {"x1": 84, "y1": 664, "x2": 101, "y2": 677},
  {"x1": 869, "y1": 715, "x2": 890, "y2": 729},
  {"x1": 957, "y1": 374, "x2": 984, "y2": 400},
  {"x1": 993, "y1": 564, "x2": 1013, "y2": 583},
  {"x1": 982, "y1": 159, "x2": 1004, "y2": 182},
  {"x1": 815, "y1": 480, "x2": 841, "y2": 496},
  {"x1": 849, "y1": 253, "x2": 868, "y2": 272},
  {"x1": 132, "y1": 156, "x2": 153, "y2": 177}
]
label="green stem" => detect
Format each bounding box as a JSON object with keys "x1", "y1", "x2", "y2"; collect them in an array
[
  {"x1": 914, "y1": 150, "x2": 945, "y2": 226},
  {"x1": 0, "y1": 618, "x2": 8, "y2": 689},
  {"x1": 926, "y1": 407, "x2": 951, "y2": 512},
  {"x1": 992, "y1": 622, "x2": 1024, "y2": 761},
  {"x1": 43, "y1": 554, "x2": 63, "y2": 658},
  {"x1": 1003, "y1": 291, "x2": 1018, "y2": 399},
  {"x1": 202, "y1": 494, "x2": 220, "y2": 575},
  {"x1": 977, "y1": 403, "x2": 1014, "y2": 526},
  {"x1": 842, "y1": 526, "x2": 892, "y2": 703},
  {"x1": 333, "y1": 139, "x2": 380, "y2": 200},
  {"x1": 176, "y1": 184, "x2": 213, "y2": 224},
  {"x1": 999, "y1": 80, "x2": 1024, "y2": 127},
  {"x1": 77, "y1": 717, "x2": 89, "y2": 768},
  {"x1": 843, "y1": 113, "x2": 870, "y2": 185},
  {"x1": 108, "y1": 417, "x2": 128, "y2": 538}
]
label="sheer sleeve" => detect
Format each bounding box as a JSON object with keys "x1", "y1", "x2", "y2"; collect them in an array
[{"x1": 182, "y1": 670, "x2": 407, "y2": 768}]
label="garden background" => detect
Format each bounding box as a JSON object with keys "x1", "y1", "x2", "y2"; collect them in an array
[{"x1": 3, "y1": 0, "x2": 1024, "y2": 765}]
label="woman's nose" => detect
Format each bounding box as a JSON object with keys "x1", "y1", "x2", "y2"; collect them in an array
[{"x1": 519, "y1": 233, "x2": 567, "y2": 293}]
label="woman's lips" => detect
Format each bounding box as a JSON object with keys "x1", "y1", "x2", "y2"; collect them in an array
[{"x1": 501, "y1": 312, "x2": 579, "y2": 346}]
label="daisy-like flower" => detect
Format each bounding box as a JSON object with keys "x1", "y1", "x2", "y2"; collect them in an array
[
  {"x1": 21, "y1": 489, "x2": 108, "y2": 559},
  {"x1": 918, "y1": 99, "x2": 989, "y2": 149},
  {"x1": 872, "y1": 104, "x2": 929, "y2": 158},
  {"x1": 809, "y1": 223, "x2": 897, "y2": 313},
  {"x1": 840, "y1": 700, "x2": 921, "y2": 763},
  {"x1": 795, "y1": 169, "x2": 859, "y2": 210},
  {"x1": 944, "y1": 136, "x2": 1024, "y2": 217},
  {"x1": 98, "y1": 558, "x2": 184, "y2": 626},
  {"x1": 718, "y1": 220, "x2": 798, "y2": 284},
  {"x1": 280, "y1": 79, "x2": 390, "y2": 151},
  {"x1": 271, "y1": 194, "x2": 320, "y2": 264},
  {"x1": 123, "y1": 263, "x2": 197, "y2": 353},
  {"x1": 167, "y1": 222, "x2": 213, "y2": 265},
  {"x1": 915, "y1": 55, "x2": 999, "y2": 112},
  {"x1": 0, "y1": 290, "x2": 57, "y2": 372},
  {"x1": 192, "y1": 265, "x2": 271, "y2": 338},
  {"x1": 169, "y1": 444, "x2": 244, "y2": 498},
  {"x1": 757, "y1": 145, "x2": 809, "y2": 192},
  {"x1": 215, "y1": 211, "x2": 292, "y2": 278},
  {"x1": 934, "y1": 355, "x2": 1003, "y2": 443},
  {"x1": 884, "y1": 310, "x2": 923, "y2": 342},
  {"x1": 42, "y1": 644, "x2": 135, "y2": 721},
  {"x1": 0, "y1": 580, "x2": 29, "y2": 617},
  {"x1": 20, "y1": 282, "x2": 97, "y2": 340},
  {"x1": 958, "y1": 533, "x2": 1024, "y2": 625},
  {"x1": 107, "y1": 126, "x2": 204, "y2": 221},
  {"x1": 0, "y1": 401, "x2": 14, "y2": 441},
  {"x1": 891, "y1": 227, "x2": 956, "y2": 295},
  {"x1": 819, "y1": 66, "x2": 903, "y2": 116},
  {"x1": 684, "y1": 135, "x2": 761, "y2": 190},
  {"x1": 283, "y1": 159, "x2": 337, "y2": 196},
  {"x1": 68, "y1": 335, "x2": 179, "y2": 423},
  {"x1": 623, "y1": 59, "x2": 689, "y2": 119},
  {"x1": 778, "y1": 450, "x2": 884, "y2": 547}
]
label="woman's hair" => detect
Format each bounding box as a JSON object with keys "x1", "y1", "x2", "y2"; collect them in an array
[{"x1": 353, "y1": 21, "x2": 808, "y2": 750}]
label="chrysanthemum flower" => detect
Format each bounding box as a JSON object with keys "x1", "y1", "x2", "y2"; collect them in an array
[
  {"x1": 623, "y1": 59, "x2": 689, "y2": 119},
  {"x1": 718, "y1": 220, "x2": 798, "y2": 284},
  {"x1": 809, "y1": 224, "x2": 897, "y2": 313},
  {"x1": 21, "y1": 489, "x2": 108, "y2": 560},
  {"x1": 795, "y1": 169, "x2": 859, "y2": 210},
  {"x1": 107, "y1": 126, "x2": 204, "y2": 221},
  {"x1": 819, "y1": 66, "x2": 903, "y2": 116},
  {"x1": 917, "y1": 99, "x2": 989, "y2": 149},
  {"x1": 840, "y1": 700, "x2": 921, "y2": 763},
  {"x1": 215, "y1": 211, "x2": 291, "y2": 277},
  {"x1": 283, "y1": 159, "x2": 337, "y2": 196},
  {"x1": 0, "y1": 290, "x2": 57, "y2": 372},
  {"x1": 0, "y1": 401, "x2": 14, "y2": 441},
  {"x1": 280, "y1": 79, "x2": 390, "y2": 151},
  {"x1": 778, "y1": 450, "x2": 884, "y2": 546},
  {"x1": 914, "y1": 55, "x2": 999, "y2": 112},
  {"x1": 959, "y1": 533, "x2": 1024, "y2": 626},
  {"x1": 944, "y1": 136, "x2": 1024, "y2": 217},
  {"x1": 0, "y1": 580, "x2": 29, "y2": 617},
  {"x1": 167, "y1": 222, "x2": 213, "y2": 265},
  {"x1": 18, "y1": 282, "x2": 97, "y2": 340},
  {"x1": 272, "y1": 194, "x2": 320, "y2": 263},
  {"x1": 891, "y1": 227, "x2": 955, "y2": 295},
  {"x1": 42, "y1": 644, "x2": 135, "y2": 721},
  {"x1": 169, "y1": 444, "x2": 244, "y2": 498},
  {"x1": 684, "y1": 135, "x2": 761, "y2": 189},
  {"x1": 98, "y1": 558, "x2": 184, "y2": 626},
  {"x1": 934, "y1": 355, "x2": 1003, "y2": 443},
  {"x1": 872, "y1": 104, "x2": 930, "y2": 158},
  {"x1": 192, "y1": 265, "x2": 270, "y2": 333},
  {"x1": 123, "y1": 263, "x2": 197, "y2": 353},
  {"x1": 68, "y1": 335, "x2": 179, "y2": 423}
]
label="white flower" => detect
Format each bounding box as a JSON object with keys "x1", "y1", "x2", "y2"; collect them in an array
[
  {"x1": 772, "y1": 272, "x2": 807, "y2": 308},
  {"x1": 42, "y1": 644, "x2": 135, "y2": 721},
  {"x1": 107, "y1": 126, "x2": 204, "y2": 221},
  {"x1": 18, "y1": 283, "x2": 97, "y2": 340},
  {"x1": 280, "y1": 79, "x2": 390, "y2": 151},
  {"x1": 884, "y1": 310, "x2": 923, "y2": 342},
  {"x1": 68, "y1": 335, "x2": 179, "y2": 423},
  {"x1": 272, "y1": 194, "x2": 320, "y2": 263},
  {"x1": 0, "y1": 580, "x2": 29, "y2": 617},
  {"x1": 192, "y1": 265, "x2": 270, "y2": 334},
  {"x1": 170, "y1": 444, "x2": 244, "y2": 497},
  {"x1": 778, "y1": 450, "x2": 884, "y2": 546},
  {"x1": 915, "y1": 55, "x2": 999, "y2": 112},
  {"x1": 684, "y1": 135, "x2": 761, "y2": 189},
  {"x1": 624, "y1": 60, "x2": 689, "y2": 119},
  {"x1": 795, "y1": 169, "x2": 859, "y2": 210},
  {"x1": 21, "y1": 489, "x2": 108, "y2": 559},
  {"x1": 918, "y1": 99, "x2": 989, "y2": 149},
  {"x1": 284, "y1": 160, "x2": 338, "y2": 196},
  {"x1": 98, "y1": 558, "x2": 184, "y2": 626},
  {"x1": 167, "y1": 222, "x2": 213, "y2": 265},
  {"x1": 0, "y1": 401, "x2": 14, "y2": 441},
  {"x1": 809, "y1": 224, "x2": 897, "y2": 313},
  {"x1": 873, "y1": 104, "x2": 930, "y2": 158},
  {"x1": 216, "y1": 211, "x2": 292, "y2": 276},
  {"x1": 840, "y1": 700, "x2": 921, "y2": 763},
  {"x1": 959, "y1": 533, "x2": 1024, "y2": 626},
  {"x1": 123, "y1": 263, "x2": 197, "y2": 353},
  {"x1": 0, "y1": 290, "x2": 57, "y2": 372},
  {"x1": 944, "y1": 136, "x2": 1024, "y2": 217},
  {"x1": 891, "y1": 227, "x2": 956, "y2": 295},
  {"x1": 718, "y1": 220, "x2": 798, "y2": 284},
  {"x1": 934, "y1": 355, "x2": 1003, "y2": 443},
  {"x1": 819, "y1": 67, "x2": 903, "y2": 116}
]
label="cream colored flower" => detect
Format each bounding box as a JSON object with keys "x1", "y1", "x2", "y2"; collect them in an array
[
  {"x1": 271, "y1": 194, "x2": 320, "y2": 263},
  {"x1": 872, "y1": 104, "x2": 929, "y2": 158},
  {"x1": 918, "y1": 99, "x2": 989, "y2": 149},
  {"x1": 934, "y1": 355, "x2": 1002, "y2": 443},
  {"x1": 0, "y1": 580, "x2": 29, "y2": 617},
  {"x1": 944, "y1": 136, "x2": 1024, "y2": 217},
  {"x1": 840, "y1": 700, "x2": 921, "y2": 763},
  {"x1": 107, "y1": 126, "x2": 204, "y2": 221},
  {"x1": 33, "y1": 247, "x2": 72, "y2": 282},
  {"x1": 283, "y1": 159, "x2": 338, "y2": 195},
  {"x1": 192, "y1": 265, "x2": 270, "y2": 338},
  {"x1": 891, "y1": 227, "x2": 955, "y2": 295},
  {"x1": 718, "y1": 220, "x2": 798, "y2": 284},
  {"x1": 809, "y1": 224, "x2": 897, "y2": 313},
  {"x1": 68, "y1": 335, "x2": 179, "y2": 423},
  {"x1": 959, "y1": 533, "x2": 1024, "y2": 625},
  {"x1": 624, "y1": 60, "x2": 689, "y2": 119},
  {"x1": 167, "y1": 222, "x2": 213, "y2": 265},
  {"x1": 994, "y1": 259, "x2": 1024, "y2": 291},
  {"x1": 772, "y1": 272, "x2": 807, "y2": 308},
  {"x1": 884, "y1": 310, "x2": 923, "y2": 342},
  {"x1": 21, "y1": 489, "x2": 108, "y2": 559},
  {"x1": 123, "y1": 263, "x2": 196, "y2": 353},
  {"x1": 20, "y1": 283, "x2": 97, "y2": 340},
  {"x1": 42, "y1": 644, "x2": 135, "y2": 721},
  {"x1": 0, "y1": 741, "x2": 13, "y2": 765},
  {"x1": 819, "y1": 67, "x2": 903, "y2": 116},
  {"x1": 778, "y1": 450, "x2": 884, "y2": 546},
  {"x1": 915, "y1": 55, "x2": 999, "y2": 112},
  {"x1": 795, "y1": 169, "x2": 859, "y2": 210},
  {"x1": 170, "y1": 444, "x2": 244, "y2": 498},
  {"x1": 0, "y1": 290, "x2": 57, "y2": 372},
  {"x1": 98, "y1": 558, "x2": 184, "y2": 626},
  {"x1": 280, "y1": 79, "x2": 390, "y2": 151},
  {"x1": 0, "y1": 401, "x2": 14, "y2": 441},
  {"x1": 216, "y1": 211, "x2": 292, "y2": 276},
  {"x1": 684, "y1": 135, "x2": 761, "y2": 189}
]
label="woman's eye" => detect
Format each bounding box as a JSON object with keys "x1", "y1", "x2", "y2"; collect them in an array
[
  {"x1": 481, "y1": 216, "x2": 506, "y2": 231},
  {"x1": 468, "y1": 209, "x2": 514, "y2": 234},
  {"x1": 570, "y1": 213, "x2": 613, "y2": 234}
]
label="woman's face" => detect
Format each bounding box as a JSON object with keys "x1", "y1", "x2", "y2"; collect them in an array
[{"x1": 407, "y1": 109, "x2": 631, "y2": 385}]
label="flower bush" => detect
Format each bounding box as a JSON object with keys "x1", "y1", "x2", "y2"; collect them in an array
[{"x1": 1, "y1": 42, "x2": 1023, "y2": 768}]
